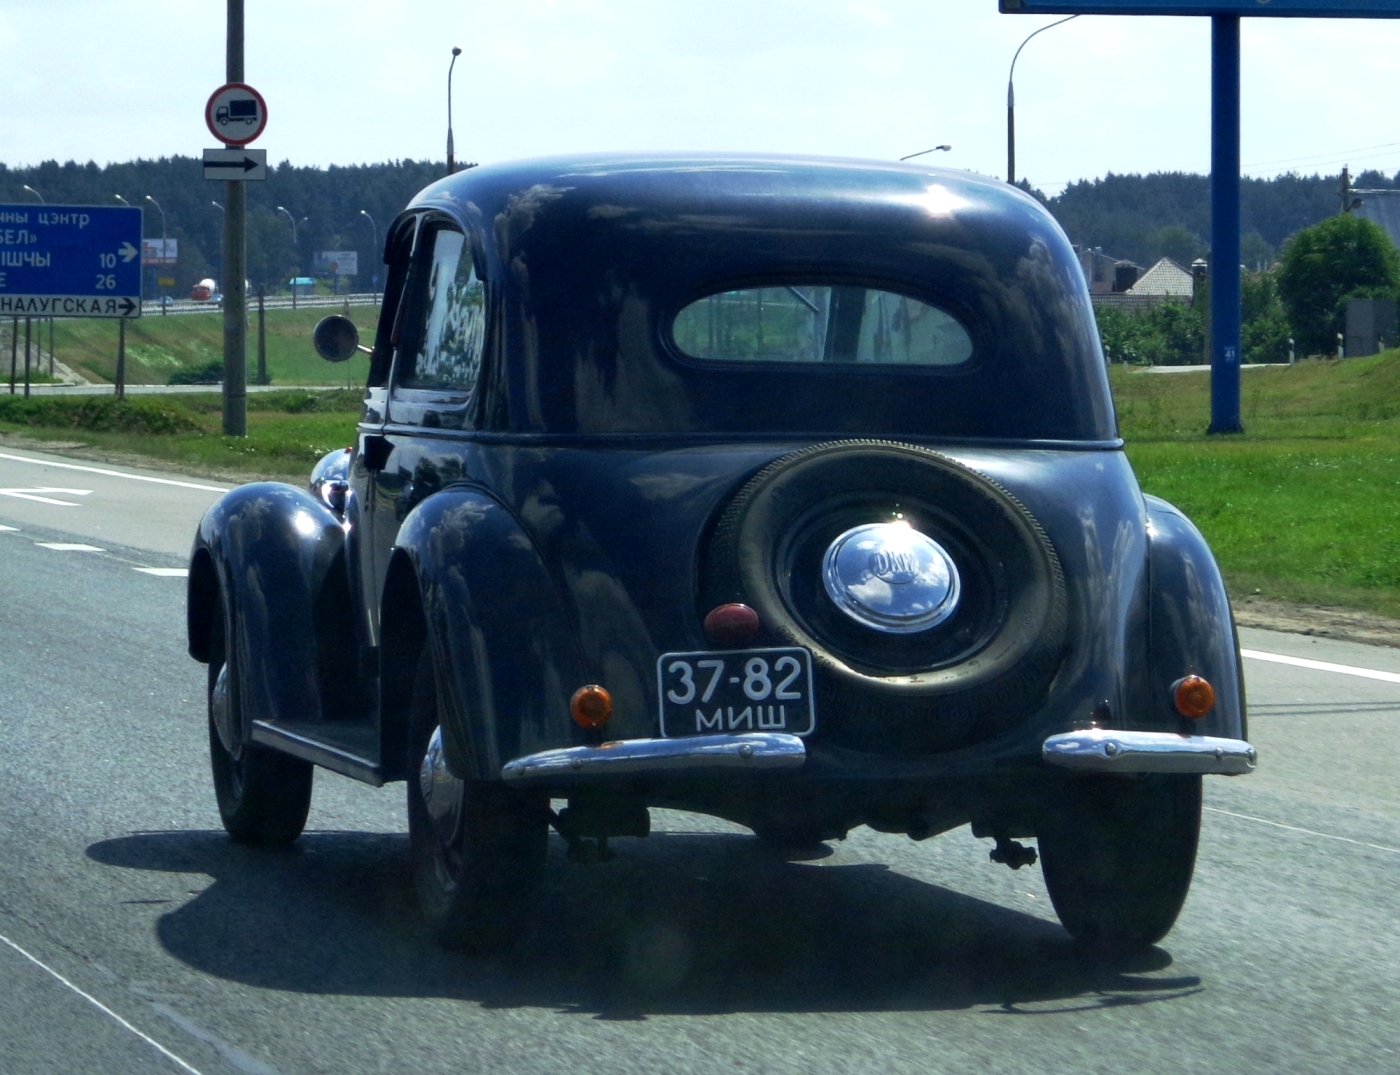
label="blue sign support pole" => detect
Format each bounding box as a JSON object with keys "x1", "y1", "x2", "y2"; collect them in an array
[{"x1": 1208, "y1": 13, "x2": 1243, "y2": 434}]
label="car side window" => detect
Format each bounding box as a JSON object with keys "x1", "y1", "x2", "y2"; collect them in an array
[{"x1": 394, "y1": 226, "x2": 484, "y2": 393}]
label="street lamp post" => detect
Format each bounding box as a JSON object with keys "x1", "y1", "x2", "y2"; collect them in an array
[
  {"x1": 359, "y1": 209, "x2": 379, "y2": 301},
  {"x1": 113, "y1": 194, "x2": 132, "y2": 207},
  {"x1": 447, "y1": 46, "x2": 462, "y2": 175},
  {"x1": 145, "y1": 195, "x2": 168, "y2": 314},
  {"x1": 21, "y1": 185, "x2": 44, "y2": 203},
  {"x1": 277, "y1": 206, "x2": 301, "y2": 307},
  {"x1": 1007, "y1": 15, "x2": 1078, "y2": 186}
]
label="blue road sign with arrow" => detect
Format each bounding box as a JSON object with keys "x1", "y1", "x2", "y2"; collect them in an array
[{"x1": 0, "y1": 204, "x2": 143, "y2": 319}]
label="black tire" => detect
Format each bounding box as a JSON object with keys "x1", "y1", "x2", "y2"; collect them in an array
[
  {"x1": 1038, "y1": 774, "x2": 1202, "y2": 955},
  {"x1": 405, "y1": 648, "x2": 548, "y2": 953},
  {"x1": 705, "y1": 440, "x2": 1067, "y2": 753},
  {"x1": 207, "y1": 591, "x2": 313, "y2": 847}
]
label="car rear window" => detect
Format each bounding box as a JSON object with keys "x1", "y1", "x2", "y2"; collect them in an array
[{"x1": 671, "y1": 285, "x2": 973, "y2": 367}]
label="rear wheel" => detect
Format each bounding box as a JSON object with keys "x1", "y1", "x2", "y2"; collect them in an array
[
  {"x1": 406, "y1": 649, "x2": 548, "y2": 953},
  {"x1": 207, "y1": 591, "x2": 313, "y2": 847},
  {"x1": 1038, "y1": 774, "x2": 1202, "y2": 955}
]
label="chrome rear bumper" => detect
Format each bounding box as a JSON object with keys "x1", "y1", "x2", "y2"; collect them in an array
[
  {"x1": 1043, "y1": 729, "x2": 1257, "y2": 775},
  {"x1": 501, "y1": 732, "x2": 806, "y2": 787}
]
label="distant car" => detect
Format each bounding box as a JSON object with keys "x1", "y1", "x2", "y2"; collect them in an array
[{"x1": 187, "y1": 154, "x2": 1255, "y2": 957}]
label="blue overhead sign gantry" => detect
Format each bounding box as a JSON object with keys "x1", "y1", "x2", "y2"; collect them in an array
[
  {"x1": 1001, "y1": 0, "x2": 1400, "y2": 433},
  {"x1": 1001, "y1": 1, "x2": 1400, "y2": 13},
  {"x1": 0, "y1": 204, "x2": 143, "y2": 319}
]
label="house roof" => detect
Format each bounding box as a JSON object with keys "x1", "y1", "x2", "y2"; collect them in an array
[{"x1": 1127, "y1": 257, "x2": 1194, "y2": 297}]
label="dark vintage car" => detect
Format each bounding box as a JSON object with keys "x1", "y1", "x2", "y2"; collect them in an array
[{"x1": 187, "y1": 154, "x2": 1256, "y2": 956}]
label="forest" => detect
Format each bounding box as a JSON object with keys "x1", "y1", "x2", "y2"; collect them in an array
[{"x1": 1, "y1": 156, "x2": 1392, "y2": 300}]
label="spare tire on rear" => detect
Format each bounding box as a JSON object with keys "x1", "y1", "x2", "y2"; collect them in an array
[{"x1": 704, "y1": 440, "x2": 1067, "y2": 754}]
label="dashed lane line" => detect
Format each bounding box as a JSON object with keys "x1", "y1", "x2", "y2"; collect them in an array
[
  {"x1": 1242, "y1": 648, "x2": 1400, "y2": 686},
  {"x1": 0, "y1": 932, "x2": 204, "y2": 1074},
  {"x1": 16, "y1": 531, "x2": 186, "y2": 575},
  {"x1": 1204, "y1": 806, "x2": 1400, "y2": 856},
  {"x1": 0, "y1": 450, "x2": 228, "y2": 493}
]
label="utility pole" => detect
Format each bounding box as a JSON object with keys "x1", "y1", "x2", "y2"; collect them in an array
[{"x1": 222, "y1": 0, "x2": 248, "y2": 436}]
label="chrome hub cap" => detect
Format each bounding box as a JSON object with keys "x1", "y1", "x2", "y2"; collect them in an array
[
  {"x1": 419, "y1": 726, "x2": 464, "y2": 847},
  {"x1": 821, "y1": 521, "x2": 961, "y2": 633},
  {"x1": 210, "y1": 663, "x2": 242, "y2": 758}
]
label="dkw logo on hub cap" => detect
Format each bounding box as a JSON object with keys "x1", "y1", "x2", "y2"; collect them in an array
[{"x1": 821, "y1": 521, "x2": 960, "y2": 633}]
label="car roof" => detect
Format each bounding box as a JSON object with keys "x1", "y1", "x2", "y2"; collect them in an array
[{"x1": 396, "y1": 154, "x2": 1115, "y2": 443}]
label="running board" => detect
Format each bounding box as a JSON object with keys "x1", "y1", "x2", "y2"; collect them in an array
[{"x1": 250, "y1": 720, "x2": 385, "y2": 786}]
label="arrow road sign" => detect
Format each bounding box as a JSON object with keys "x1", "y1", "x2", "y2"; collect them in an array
[
  {"x1": 203, "y1": 148, "x2": 267, "y2": 181},
  {"x1": 0, "y1": 204, "x2": 142, "y2": 319}
]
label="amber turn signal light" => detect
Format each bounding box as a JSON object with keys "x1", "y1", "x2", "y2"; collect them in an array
[
  {"x1": 1172, "y1": 675, "x2": 1215, "y2": 719},
  {"x1": 570, "y1": 684, "x2": 612, "y2": 728},
  {"x1": 703, "y1": 603, "x2": 761, "y2": 646}
]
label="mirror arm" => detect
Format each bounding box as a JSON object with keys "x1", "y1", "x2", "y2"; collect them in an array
[{"x1": 358, "y1": 345, "x2": 373, "y2": 355}]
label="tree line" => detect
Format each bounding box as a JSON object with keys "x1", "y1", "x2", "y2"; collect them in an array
[
  {"x1": 2, "y1": 156, "x2": 1394, "y2": 355},
  {"x1": 0, "y1": 157, "x2": 448, "y2": 297}
]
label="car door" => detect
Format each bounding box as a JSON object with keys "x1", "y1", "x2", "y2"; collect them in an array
[
  {"x1": 362, "y1": 215, "x2": 488, "y2": 639},
  {"x1": 350, "y1": 213, "x2": 419, "y2": 645}
]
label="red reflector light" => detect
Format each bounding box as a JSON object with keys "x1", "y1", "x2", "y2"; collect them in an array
[
  {"x1": 570, "y1": 684, "x2": 612, "y2": 728},
  {"x1": 1173, "y1": 675, "x2": 1215, "y2": 719},
  {"x1": 703, "y1": 603, "x2": 760, "y2": 646}
]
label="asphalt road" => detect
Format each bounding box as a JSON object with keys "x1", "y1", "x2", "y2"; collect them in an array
[{"x1": 0, "y1": 445, "x2": 1396, "y2": 1075}]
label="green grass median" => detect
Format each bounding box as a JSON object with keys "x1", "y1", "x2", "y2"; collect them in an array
[
  {"x1": 33, "y1": 305, "x2": 375, "y2": 387},
  {"x1": 1, "y1": 351, "x2": 1398, "y2": 620},
  {"x1": 0, "y1": 389, "x2": 362, "y2": 480},
  {"x1": 1113, "y1": 353, "x2": 1400, "y2": 618}
]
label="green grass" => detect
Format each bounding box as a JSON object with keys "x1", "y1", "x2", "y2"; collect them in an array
[
  {"x1": 40, "y1": 306, "x2": 377, "y2": 387},
  {"x1": 0, "y1": 389, "x2": 362, "y2": 481},
  {"x1": 1112, "y1": 352, "x2": 1400, "y2": 617},
  {"x1": 4, "y1": 350, "x2": 1400, "y2": 618}
]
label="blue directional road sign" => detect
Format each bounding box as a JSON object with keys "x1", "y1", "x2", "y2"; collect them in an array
[
  {"x1": 1000, "y1": 1, "x2": 1400, "y2": 13},
  {"x1": 0, "y1": 204, "x2": 143, "y2": 319}
]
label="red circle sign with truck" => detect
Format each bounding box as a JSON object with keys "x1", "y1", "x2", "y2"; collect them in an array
[{"x1": 205, "y1": 83, "x2": 268, "y2": 146}]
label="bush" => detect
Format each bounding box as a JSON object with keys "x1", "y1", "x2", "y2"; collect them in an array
[
  {"x1": 169, "y1": 360, "x2": 224, "y2": 385},
  {"x1": 1096, "y1": 300, "x2": 1204, "y2": 365},
  {"x1": 0, "y1": 396, "x2": 201, "y2": 435},
  {"x1": 1278, "y1": 214, "x2": 1400, "y2": 355}
]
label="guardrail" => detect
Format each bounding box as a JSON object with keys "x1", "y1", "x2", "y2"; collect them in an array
[{"x1": 140, "y1": 293, "x2": 382, "y2": 317}]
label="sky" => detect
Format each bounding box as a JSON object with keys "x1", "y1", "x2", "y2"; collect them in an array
[{"x1": 3, "y1": 1, "x2": 1400, "y2": 193}]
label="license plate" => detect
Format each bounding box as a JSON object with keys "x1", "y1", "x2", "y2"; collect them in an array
[{"x1": 657, "y1": 647, "x2": 815, "y2": 738}]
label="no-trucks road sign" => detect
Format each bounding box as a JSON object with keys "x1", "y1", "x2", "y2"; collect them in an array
[{"x1": 0, "y1": 204, "x2": 143, "y2": 319}]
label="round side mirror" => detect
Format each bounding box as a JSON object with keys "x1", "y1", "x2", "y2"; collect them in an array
[{"x1": 313, "y1": 315, "x2": 361, "y2": 363}]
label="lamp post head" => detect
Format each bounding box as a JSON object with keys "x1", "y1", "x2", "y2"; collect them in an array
[{"x1": 452, "y1": 46, "x2": 462, "y2": 57}]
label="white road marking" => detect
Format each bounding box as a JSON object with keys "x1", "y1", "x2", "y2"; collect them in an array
[
  {"x1": 1205, "y1": 806, "x2": 1400, "y2": 856},
  {"x1": 35, "y1": 542, "x2": 104, "y2": 552},
  {"x1": 135, "y1": 567, "x2": 189, "y2": 577},
  {"x1": 0, "y1": 450, "x2": 228, "y2": 493},
  {"x1": 0, "y1": 523, "x2": 18, "y2": 531},
  {"x1": 0, "y1": 932, "x2": 204, "y2": 1074},
  {"x1": 0, "y1": 487, "x2": 92, "y2": 506},
  {"x1": 1242, "y1": 648, "x2": 1400, "y2": 686}
]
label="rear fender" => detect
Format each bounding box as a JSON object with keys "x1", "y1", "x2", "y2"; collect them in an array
[
  {"x1": 1143, "y1": 494, "x2": 1246, "y2": 739},
  {"x1": 187, "y1": 483, "x2": 350, "y2": 729},
  {"x1": 388, "y1": 487, "x2": 586, "y2": 782}
]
